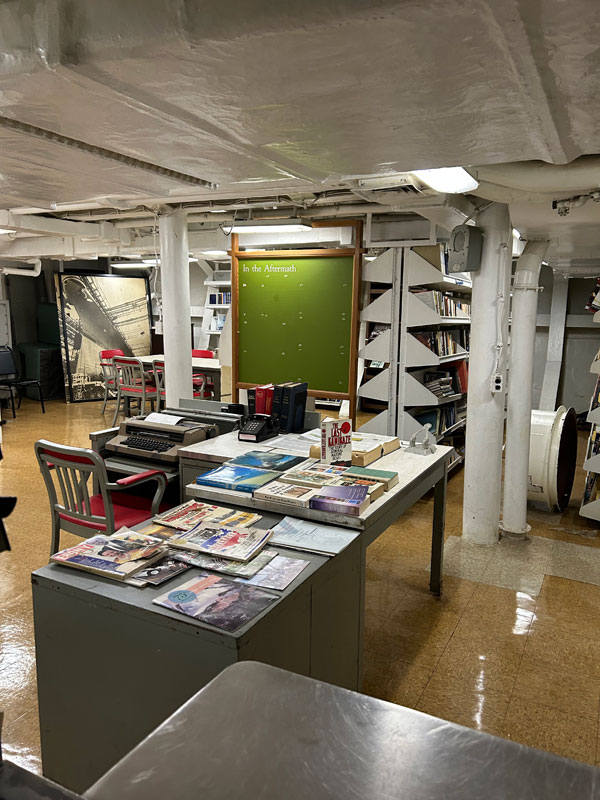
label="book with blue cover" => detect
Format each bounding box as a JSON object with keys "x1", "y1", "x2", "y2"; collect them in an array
[
  {"x1": 227, "y1": 450, "x2": 308, "y2": 472},
  {"x1": 196, "y1": 464, "x2": 280, "y2": 493},
  {"x1": 309, "y1": 484, "x2": 370, "y2": 516}
]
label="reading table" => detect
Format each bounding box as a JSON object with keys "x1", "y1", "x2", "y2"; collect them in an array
[{"x1": 85, "y1": 662, "x2": 600, "y2": 800}]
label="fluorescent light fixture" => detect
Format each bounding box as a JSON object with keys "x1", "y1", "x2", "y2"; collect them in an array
[
  {"x1": 110, "y1": 262, "x2": 148, "y2": 269},
  {"x1": 199, "y1": 250, "x2": 229, "y2": 258},
  {"x1": 208, "y1": 209, "x2": 227, "y2": 213},
  {"x1": 364, "y1": 255, "x2": 377, "y2": 261},
  {"x1": 231, "y1": 220, "x2": 312, "y2": 234},
  {"x1": 512, "y1": 228, "x2": 521, "y2": 238},
  {"x1": 0, "y1": 228, "x2": 14, "y2": 235},
  {"x1": 411, "y1": 167, "x2": 478, "y2": 194},
  {"x1": 142, "y1": 256, "x2": 198, "y2": 265}
]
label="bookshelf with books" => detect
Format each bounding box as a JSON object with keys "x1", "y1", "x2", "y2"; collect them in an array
[
  {"x1": 580, "y1": 352, "x2": 600, "y2": 520},
  {"x1": 398, "y1": 247, "x2": 471, "y2": 457},
  {"x1": 201, "y1": 268, "x2": 231, "y2": 347}
]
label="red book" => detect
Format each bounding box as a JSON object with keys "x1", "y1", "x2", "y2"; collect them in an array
[
  {"x1": 265, "y1": 387, "x2": 274, "y2": 415},
  {"x1": 255, "y1": 384, "x2": 273, "y2": 414}
]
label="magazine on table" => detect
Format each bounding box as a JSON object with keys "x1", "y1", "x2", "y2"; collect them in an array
[
  {"x1": 169, "y1": 524, "x2": 272, "y2": 562},
  {"x1": 50, "y1": 529, "x2": 166, "y2": 580},
  {"x1": 270, "y1": 517, "x2": 359, "y2": 556},
  {"x1": 153, "y1": 573, "x2": 278, "y2": 632},
  {"x1": 236, "y1": 555, "x2": 310, "y2": 591},
  {"x1": 154, "y1": 501, "x2": 224, "y2": 530},
  {"x1": 126, "y1": 553, "x2": 191, "y2": 586},
  {"x1": 172, "y1": 547, "x2": 278, "y2": 578}
]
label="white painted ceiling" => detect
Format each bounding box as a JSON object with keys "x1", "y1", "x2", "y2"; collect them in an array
[{"x1": 1, "y1": 0, "x2": 600, "y2": 268}]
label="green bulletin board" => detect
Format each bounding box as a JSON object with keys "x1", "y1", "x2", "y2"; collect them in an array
[{"x1": 236, "y1": 256, "x2": 354, "y2": 393}]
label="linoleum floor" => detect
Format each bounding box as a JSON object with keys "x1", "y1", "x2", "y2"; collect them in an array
[{"x1": 1, "y1": 399, "x2": 599, "y2": 773}]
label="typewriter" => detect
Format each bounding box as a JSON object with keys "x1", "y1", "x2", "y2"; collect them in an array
[{"x1": 106, "y1": 415, "x2": 218, "y2": 465}]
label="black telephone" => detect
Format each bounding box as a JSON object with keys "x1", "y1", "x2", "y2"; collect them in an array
[{"x1": 238, "y1": 414, "x2": 279, "y2": 443}]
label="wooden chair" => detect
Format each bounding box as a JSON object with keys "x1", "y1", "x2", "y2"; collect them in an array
[
  {"x1": 191, "y1": 349, "x2": 214, "y2": 399},
  {"x1": 35, "y1": 439, "x2": 168, "y2": 556},
  {"x1": 0, "y1": 346, "x2": 45, "y2": 417},
  {"x1": 112, "y1": 356, "x2": 158, "y2": 426},
  {"x1": 98, "y1": 349, "x2": 124, "y2": 414}
]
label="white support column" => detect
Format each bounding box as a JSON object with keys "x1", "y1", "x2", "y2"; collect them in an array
[
  {"x1": 158, "y1": 208, "x2": 193, "y2": 406},
  {"x1": 462, "y1": 203, "x2": 511, "y2": 545},
  {"x1": 501, "y1": 239, "x2": 549, "y2": 537}
]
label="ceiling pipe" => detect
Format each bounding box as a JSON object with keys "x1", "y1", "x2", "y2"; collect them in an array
[{"x1": 0, "y1": 258, "x2": 42, "y2": 277}]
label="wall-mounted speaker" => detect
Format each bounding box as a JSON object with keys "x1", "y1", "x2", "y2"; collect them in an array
[{"x1": 448, "y1": 225, "x2": 483, "y2": 273}]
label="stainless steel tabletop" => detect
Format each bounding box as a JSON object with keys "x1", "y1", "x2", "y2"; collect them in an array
[{"x1": 86, "y1": 662, "x2": 600, "y2": 800}]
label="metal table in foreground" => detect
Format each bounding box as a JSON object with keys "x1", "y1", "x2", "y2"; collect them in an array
[{"x1": 86, "y1": 662, "x2": 600, "y2": 800}]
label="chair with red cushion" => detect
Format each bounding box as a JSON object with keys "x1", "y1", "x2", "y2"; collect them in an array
[
  {"x1": 98, "y1": 349, "x2": 124, "y2": 414},
  {"x1": 191, "y1": 349, "x2": 215, "y2": 398},
  {"x1": 112, "y1": 356, "x2": 158, "y2": 426},
  {"x1": 35, "y1": 439, "x2": 168, "y2": 556}
]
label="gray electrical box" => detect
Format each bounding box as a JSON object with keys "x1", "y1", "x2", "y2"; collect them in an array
[{"x1": 448, "y1": 225, "x2": 483, "y2": 273}]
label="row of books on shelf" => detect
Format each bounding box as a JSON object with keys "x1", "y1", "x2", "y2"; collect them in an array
[
  {"x1": 422, "y1": 362, "x2": 469, "y2": 397},
  {"x1": 590, "y1": 376, "x2": 600, "y2": 413},
  {"x1": 49, "y1": 494, "x2": 370, "y2": 633},
  {"x1": 195, "y1": 448, "x2": 399, "y2": 516},
  {"x1": 412, "y1": 289, "x2": 470, "y2": 318},
  {"x1": 414, "y1": 400, "x2": 467, "y2": 437},
  {"x1": 247, "y1": 382, "x2": 307, "y2": 432},
  {"x1": 208, "y1": 291, "x2": 231, "y2": 305},
  {"x1": 587, "y1": 426, "x2": 600, "y2": 461},
  {"x1": 583, "y1": 471, "x2": 600, "y2": 504},
  {"x1": 414, "y1": 328, "x2": 470, "y2": 357}
]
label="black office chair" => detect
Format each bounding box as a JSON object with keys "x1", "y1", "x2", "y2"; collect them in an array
[{"x1": 0, "y1": 346, "x2": 45, "y2": 417}]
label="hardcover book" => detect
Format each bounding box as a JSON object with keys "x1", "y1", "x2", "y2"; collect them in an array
[
  {"x1": 344, "y1": 465, "x2": 399, "y2": 490},
  {"x1": 253, "y1": 480, "x2": 316, "y2": 507},
  {"x1": 309, "y1": 484, "x2": 370, "y2": 516},
  {"x1": 195, "y1": 464, "x2": 280, "y2": 493},
  {"x1": 320, "y1": 417, "x2": 352, "y2": 465},
  {"x1": 172, "y1": 547, "x2": 278, "y2": 578},
  {"x1": 237, "y1": 555, "x2": 310, "y2": 591},
  {"x1": 51, "y1": 530, "x2": 165, "y2": 580},
  {"x1": 169, "y1": 524, "x2": 272, "y2": 562},
  {"x1": 153, "y1": 573, "x2": 278, "y2": 632},
  {"x1": 227, "y1": 450, "x2": 308, "y2": 472}
]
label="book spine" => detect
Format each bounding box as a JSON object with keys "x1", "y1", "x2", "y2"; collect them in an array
[
  {"x1": 309, "y1": 497, "x2": 361, "y2": 516},
  {"x1": 247, "y1": 387, "x2": 256, "y2": 415},
  {"x1": 272, "y1": 384, "x2": 284, "y2": 421},
  {"x1": 265, "y1": 386, "x2": 274, "y2": 415},
  {"x1": 280, "y1": 385, "x2": 292, "y2": 432},
  {"x1": 255, "y1": 386, "x2": 266, "y2": 414}
]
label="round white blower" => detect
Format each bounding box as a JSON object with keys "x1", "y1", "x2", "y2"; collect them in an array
[{"x1": 527, "y1": 406, "x2": 578, "y2": 512}]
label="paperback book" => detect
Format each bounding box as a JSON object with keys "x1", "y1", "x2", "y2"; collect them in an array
[
  {"x1": 237, "y1": 555, "x2": 310, "y2": 591},
  {"x1": 196, "y1": 464, "x2": 280, "y2": 493},
  {"x1": 320, "y1": 417, "x2": 352, "y2": 465},
  {"x1": 172, "y1": 547, "x2": 278, "y2": 578},
  {"x1": 309, "y1": 484, "x2": 370, "y2": 516},
  {"x1": 278, "y1": 469, "x2": 339, "y2": 489},
  {"x1": 154, "y1": 500, "x2": 227, "y2": 530},
  {"x1": 344, "y1": 465, "x2": 399, "y2": 491},
  {"x1": 51, "y1": 530, "x2": 165, "y2": 580},
  {"x1": 127, "y1": 554, "x2": 191, "y2": 586},
  {"x1": 253, "y1": 481, "x2": 316, "y2": 507},
  {"x1": 227, "y1": 450, "x2": 308, "y2": 473},
  {"x1": 331, "y1": 476, "x2": 385, "y2": 501},
  {"x1": 270, "y1": 516, "x2": 359, "y2": 556},
  {"x1": 153, "y1": 573, "x2": 278, "y2": 632},
  {"x1": 169, "y1": 524, "x2": 272, "y2": 562}
]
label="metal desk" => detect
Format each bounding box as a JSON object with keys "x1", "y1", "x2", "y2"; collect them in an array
[
  {"x1": 139, "y1": 354, "x2": 222, "y2": 399},
  {"x1": 32, "y1": 511, "x2": 362, "y2": 793},
  {"x1": 86, "y1": 662, "x2": 600, "y2": 800}
]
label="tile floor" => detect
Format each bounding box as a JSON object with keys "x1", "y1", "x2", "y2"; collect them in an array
[{"x1": 1, "y1": 398, "x2": 599, "y2": 774}]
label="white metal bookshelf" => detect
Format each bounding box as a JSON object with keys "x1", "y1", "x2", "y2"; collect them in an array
[
  {"x1": 580, "y1": 318, "x2": 600, "y2": 520},
  {"x1": 200, "y1": 268, "x2": 231, "y2": 348}
]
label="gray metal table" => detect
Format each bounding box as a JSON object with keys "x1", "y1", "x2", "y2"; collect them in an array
[
  {"x1": 32, "y1": 511, "x2": 362, "y2": 793},
  {"x1": 86, "y1": 662, "x2": 600, "y2": 800}
]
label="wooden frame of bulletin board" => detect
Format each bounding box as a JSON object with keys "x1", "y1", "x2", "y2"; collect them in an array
[{"x1": 230, "y1": 220, "x2": 363, "y2": 423}]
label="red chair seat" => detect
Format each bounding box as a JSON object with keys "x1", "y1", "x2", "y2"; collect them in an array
[
  {"x1": 60, "y1": 492, "x2": 170, "y2": 531},
  {"x1": 118, "y1": 384, "x2": 158, "y2": 394}
]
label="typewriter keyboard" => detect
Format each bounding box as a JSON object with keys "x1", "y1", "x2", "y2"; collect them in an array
[{"x1": 122, "y1": 435, "x2": 171, "y2": 452}]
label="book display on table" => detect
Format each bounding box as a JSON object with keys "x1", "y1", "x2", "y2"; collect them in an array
[
  {"x1": 196, "y1": 463, "x2": 282, "y2": 492},
  {"x1": 172, "y1": 547, "x2": 278, "y2": 578},
  {"x1": 169, "y1": 524, "x2": 272, "y2": 562},
  {"x1": 235, "y1": 554, "x2": 310, "y2": 591},
  {"x1": 301, "y1": 427, "x2": 400, "y2": 467},
  {"x1": 154, "y1": 500, "x2": 261, "y2": 531},
  {"x1": 309, "y1": 484, "x2": 370, "y2": 516}
]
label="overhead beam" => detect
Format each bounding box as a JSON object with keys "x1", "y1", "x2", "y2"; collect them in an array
[{"x1": 0, "y1": 211, "x2": 128, "y2": 241}]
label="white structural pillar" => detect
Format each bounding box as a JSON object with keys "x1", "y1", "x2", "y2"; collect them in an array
[
  {"x1": 158, "y1": 207, "x2": 193, "y2": 405},
  {"x1": 501, "y1": 239, "x2": 549, "y2": 536},
  {"x1": 462, "y1": 203, "x2": 512, "y2": 544}
]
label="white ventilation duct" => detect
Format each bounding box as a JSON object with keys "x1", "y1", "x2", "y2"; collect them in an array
[{"x1": 0, "y1": 258, "x2": 42, "y2": 277}]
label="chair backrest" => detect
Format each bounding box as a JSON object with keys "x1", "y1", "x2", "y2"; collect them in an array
[
  {"x1": 192, "y1": 349, "x2": 214, "y2": 359},
  {"x1": 0, "y1": 346, "x2": 17, "y2": 378},
  {"x1": 98, "y1": 349, "x2": 123, "y2": 382},
  {"x1": 152, "y1": 360, "x2": 166, "y2": 409},
  {"x1": 100, "y1": 349, "x2": 124, "y2": 361},
  {"x1": 113, "y1": 356, "x2": 145, "y2": 390},
  {"x1": 35, "y1": 439, "x2": 115, "y2": 532}
]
